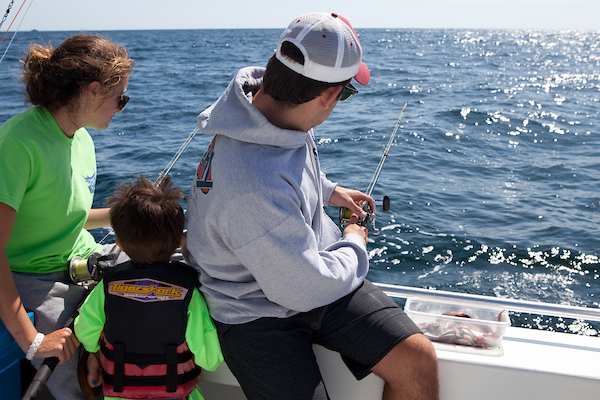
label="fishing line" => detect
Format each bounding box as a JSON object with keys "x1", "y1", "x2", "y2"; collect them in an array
[
  {"x1": 0, "y1": 0, "x2": 27, "y2": 44},
  {"x1": 0, "y1": 0, "x2": 33, "y2": 67}
]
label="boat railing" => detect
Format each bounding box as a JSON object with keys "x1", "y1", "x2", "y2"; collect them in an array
[{"x1": 374, "y1": 282, "x2": 600, "y2": 322}]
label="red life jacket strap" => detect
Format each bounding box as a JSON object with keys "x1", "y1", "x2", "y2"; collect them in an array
[
  {"x1": 101, "y1": 340, "x2": 194, "y2": 365},
  {"x1": 103, "y1": 367, "x2": 201, "y2": 389},
  {"x1": 104, "y1": 341, "x2": 199, "y2": 394}
]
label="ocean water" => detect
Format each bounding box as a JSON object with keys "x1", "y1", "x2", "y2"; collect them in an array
[{"x1": 1, "y1": 28, "x2": 599, "y2": 335}]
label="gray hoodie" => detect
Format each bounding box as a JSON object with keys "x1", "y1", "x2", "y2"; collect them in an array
[{"x1": 183, "y1": 67, "x2": 369, "y2": 324}]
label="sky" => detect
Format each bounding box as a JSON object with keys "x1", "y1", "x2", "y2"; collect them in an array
[{"x1": 4, "y1": 0, "x2": 600, "y2": 32}]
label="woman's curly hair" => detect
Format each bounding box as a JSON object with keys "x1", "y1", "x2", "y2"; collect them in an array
[{"x1": 21, "y1": 34, "x2": 134, "y2": 111}]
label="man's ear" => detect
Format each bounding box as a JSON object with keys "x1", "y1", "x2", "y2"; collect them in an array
[{"x1": 319, "y1": 85, "x2": 343, "y2": 109}]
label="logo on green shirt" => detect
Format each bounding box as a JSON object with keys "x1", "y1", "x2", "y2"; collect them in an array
[{"x1": 84, "y1": 173, "x2": 96, "y2": 194}]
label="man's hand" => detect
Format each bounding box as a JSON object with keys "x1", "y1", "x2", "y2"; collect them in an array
[
  {"x1": 328, "y1": 186, "x2": 374, "y2": 219},
  {"x1": 343, "y1": 214, "x2": 368, "y2": 244}
]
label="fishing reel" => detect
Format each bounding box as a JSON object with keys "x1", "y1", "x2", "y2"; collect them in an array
[
  {"x1": 68, "y1": 247, "x2": 121, "y2": 284},
  {"x1": 339, "y1": 195, "x2": 390, "y2": 235}
]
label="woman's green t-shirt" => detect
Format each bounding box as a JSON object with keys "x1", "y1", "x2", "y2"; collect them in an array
[{"x1": 0, "y1": 107, "x2": 103, "y2": 273}]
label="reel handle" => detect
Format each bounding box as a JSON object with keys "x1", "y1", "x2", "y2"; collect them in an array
[
  {"x1": 376, "y1": 196, "x2": 390, "y2": 212},
  {"x1": 339, "y1": 202, "x2": 372, "y2": 228},
  {"x1": 339, "y1": 196, "x2": 390, "y2": 235}
]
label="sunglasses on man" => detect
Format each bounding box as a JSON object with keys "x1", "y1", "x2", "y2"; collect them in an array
[{"x1": 339, "y1": 83, "x2": 358, "y2": 102}]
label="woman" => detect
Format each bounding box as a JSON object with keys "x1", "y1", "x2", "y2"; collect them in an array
[{"x1": 0, "y1": 34, "x2": 134, "y2": 399}]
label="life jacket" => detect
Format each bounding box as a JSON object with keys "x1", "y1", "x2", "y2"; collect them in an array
[{"x1": 100, "y1": 260, "x2": 201, "y2": 399}]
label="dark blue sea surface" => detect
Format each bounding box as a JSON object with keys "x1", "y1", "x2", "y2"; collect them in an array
[{"x1": 1, "y1": 28, "x2": 599, "y2": 335}]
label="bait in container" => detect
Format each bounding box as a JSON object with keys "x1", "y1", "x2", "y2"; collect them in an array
[{"x1": 405, "y1": 298, "x2": 511, "y2": 355}]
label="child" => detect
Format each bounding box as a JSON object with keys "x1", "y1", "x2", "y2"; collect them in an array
[{"x1": 74, "y1": 175, "x2": 223, "y2": 400}]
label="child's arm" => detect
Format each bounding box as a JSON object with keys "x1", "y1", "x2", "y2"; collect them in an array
[
  {"x1": 74, "y1": 284, "x2": 107, "y2": 389},
  {"x1": 186, "y1": 288, "x2": 223, "y2": 371},
  {"x1": 74, "y1": 282, "x2": 106, "y2": 353},
  {"x1": 85, "y1": 350, "x2": 104, "y2": 389}
]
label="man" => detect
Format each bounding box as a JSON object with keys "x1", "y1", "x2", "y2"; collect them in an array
[{"x1": 184, "y1": 12, "x2": 439, "y2": 400}]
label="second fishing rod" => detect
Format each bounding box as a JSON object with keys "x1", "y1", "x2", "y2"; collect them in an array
[{"x1": 339, "y1": 101, "x2": 408, "y2": 235}]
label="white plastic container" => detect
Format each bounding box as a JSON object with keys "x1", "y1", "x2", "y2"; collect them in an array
[{"x1": 405, "y1": 298, "x2": 511, "y2": 352}]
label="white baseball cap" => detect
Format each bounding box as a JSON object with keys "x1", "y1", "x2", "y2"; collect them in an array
[{"x1": 276, "y1": 12, "x2": 370, "y2": 86}]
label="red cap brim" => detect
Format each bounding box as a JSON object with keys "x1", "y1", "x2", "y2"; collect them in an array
[{"x1": 355, "y1": 61, "x2": 370, "y2": 86}]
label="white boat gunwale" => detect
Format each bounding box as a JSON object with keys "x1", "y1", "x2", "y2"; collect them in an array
[{"x1": 373, "y1": 282, "x2": 600, "y2": 322}]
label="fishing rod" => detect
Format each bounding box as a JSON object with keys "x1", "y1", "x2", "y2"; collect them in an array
[
  {"x1": 95, "y1": 126, "x2": 200, "y2": 245},
  {"x1": 154, "y1": 127, "x2": 199, "y2": 186},
  {"x1": 339, "y1": 101, "x2": 408, "y2": 234}
]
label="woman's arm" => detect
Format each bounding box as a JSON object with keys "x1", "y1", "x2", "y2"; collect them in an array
[
  {"x1": 0, "y1": 202, "x2": 79, "y2": 364},
  {"x1": 84, "y1": 208, "x2": 111, "y2": 230}
]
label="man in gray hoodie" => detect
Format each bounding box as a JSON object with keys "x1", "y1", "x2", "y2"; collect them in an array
[{"x1": 184, "y1": 12, "x2": 439, "y2": 400}]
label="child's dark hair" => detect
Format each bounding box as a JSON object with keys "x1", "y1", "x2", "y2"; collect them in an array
[{"x1": 106, "y1": 175, "x2": 184, "y2": 264}]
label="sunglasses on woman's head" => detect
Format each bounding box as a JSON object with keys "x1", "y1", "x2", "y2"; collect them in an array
[{"x1": 117, "y1": 94, "x2": 130, "y2": 111}]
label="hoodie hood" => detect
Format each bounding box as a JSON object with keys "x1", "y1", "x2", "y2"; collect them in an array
[{"x1": 197, "y1": 67, "x2": 308, "y2": 149}]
